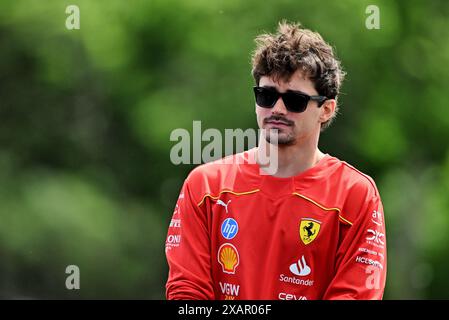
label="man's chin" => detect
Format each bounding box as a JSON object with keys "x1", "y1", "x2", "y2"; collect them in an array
[{"x1": 265, "y1": 133, "x2": 295, "y2": 145}]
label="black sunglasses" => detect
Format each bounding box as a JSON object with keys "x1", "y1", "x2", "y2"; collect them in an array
[{"x1": 253, "y1": 86, "x2": 328, "y2": 113}]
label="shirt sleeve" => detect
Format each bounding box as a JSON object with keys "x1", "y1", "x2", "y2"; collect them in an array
[
  {"x1": 165, "y1": 178, "x2": 214, "y2": 300},
  {"x1": 323, "y1": 195, "x2": 387, "y2": 300}
]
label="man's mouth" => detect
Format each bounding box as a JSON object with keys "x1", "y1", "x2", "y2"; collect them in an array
[
  {"x1": 266, "y1": 120, "x2": 291, "y2": 126},
  {"x1": 265, "y1": 118, "x2": 293, "y2": 127}
]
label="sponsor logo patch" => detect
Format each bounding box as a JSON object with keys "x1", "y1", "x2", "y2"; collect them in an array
[
  {"x1": 371, "y1": 209, "x2": 383, "y2": 227},
  {"x1": 300, "y1": 218, "x2": 321, "y2": 245},
  {"x1": 165, "y1": 234, "x2": 181, "y2": 252},
  {"x1": 289, "y1": 255, "x2": 311, "y2": 276},
  {"x1": 355, "y1": 255, "x2": 383, "y2": 269},
  {"x1": 278, "y1": 292, "x2": 307, "y2": 300},
  {"x1": 217, "y1": 199, "x2": 231, "y2": 213},
  {"x1": 219, "y1": 282, "x2": 240, "y2": 300},
  {"x1": 169, "y1": 219, "x2": 181, "y2": 228},
  {"x1": 218, "y1": 243, "x2": 239, "y2": 274},
  {"x1": 221, "y1": 218, "x2": 238, "y2": 240},
  {"x1": 279, "y1": 255, "x2": 314, "y2": 287},
  {"x1": 366, "y1": 229, "x2": 385, "y2": 247}
]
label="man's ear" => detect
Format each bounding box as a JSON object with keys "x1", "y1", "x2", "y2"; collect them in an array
[{"x1": 319, "y1": 99, "x2": 336, "y2": 124}]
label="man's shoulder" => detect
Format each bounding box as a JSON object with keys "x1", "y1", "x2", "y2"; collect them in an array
[
  {"x1": 303, "y1": 155, "x2": 382, "y2": 226},
  {"x1": 343, "y1": 160, "x2": 379, "y2": 198},
  {"x1": 327, "y1": 155, "x2": 380, "y2": 200},
  {"x1": 325, "y1": 157, "x2": 383, "y2": 224}
]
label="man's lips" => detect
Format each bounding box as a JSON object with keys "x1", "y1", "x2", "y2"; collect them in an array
[{"x1": 265, "y1": 120, "x2": 292, "y2": 126}]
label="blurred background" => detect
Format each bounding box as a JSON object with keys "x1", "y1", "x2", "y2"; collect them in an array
[{"x1": 0, "y1": 0, "x2": 448, "y2": 299}]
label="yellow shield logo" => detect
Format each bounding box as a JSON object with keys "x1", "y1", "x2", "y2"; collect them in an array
[
  {"x1": 300, "y1": 219, "x2": 321, "y2": 245},
  {"x1": 218, "y1": 243, "x2": 239, "y2": 274}
]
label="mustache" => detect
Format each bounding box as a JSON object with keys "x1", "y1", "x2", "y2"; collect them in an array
[{"x1": 264, "y1": 115, "x2": 294, "y2": 126}]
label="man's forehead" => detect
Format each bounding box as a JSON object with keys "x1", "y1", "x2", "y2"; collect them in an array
[
  {"x1": 259, "y1": 71, "x2": 315, "y2": 92},
  {"x1": 261, "y1": 70, "x2": 309, "y2": 83}
]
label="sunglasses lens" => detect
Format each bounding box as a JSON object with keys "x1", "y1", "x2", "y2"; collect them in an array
[
  {"x1": 254, "y1": 88, "x2": 278, "y2": 108},
  {"x1": 253, "y1": 87, "x2": 312, "y2": 113},
  {"x1": 283, "y1": 92, "x2": 309, "y2": 113}
]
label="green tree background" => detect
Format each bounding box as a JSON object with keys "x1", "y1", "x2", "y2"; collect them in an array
[{"x1": 0, "y1": 0, "x2": 448, "y2": 299}]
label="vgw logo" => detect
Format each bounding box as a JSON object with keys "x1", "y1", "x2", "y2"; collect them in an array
[
  {"x1": 221, "y1": 218, "x2": 238, "y2": 240},
  {"x1": 219, "y1": 282, "x2": 240, "y2": 299}
]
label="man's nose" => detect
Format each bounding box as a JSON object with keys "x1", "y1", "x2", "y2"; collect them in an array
[{"x1": 271, "y1": 96, "x2": 288, "y2": 114}]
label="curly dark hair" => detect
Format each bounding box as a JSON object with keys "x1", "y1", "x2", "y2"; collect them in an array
[{"x1": 251, "y1": 21, "x2": 346, "y2": 130}]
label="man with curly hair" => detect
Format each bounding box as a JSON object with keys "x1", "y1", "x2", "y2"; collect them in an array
[{"x1": 165, "y1": 21, "x2": 387, "y2": 300}]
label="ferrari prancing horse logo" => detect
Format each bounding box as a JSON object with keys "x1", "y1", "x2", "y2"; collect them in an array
[{"x1": 300, "y1": 218, "x2": 321, "y2": 245}]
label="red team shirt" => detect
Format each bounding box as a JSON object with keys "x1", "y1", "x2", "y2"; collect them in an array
[{"x1": 165, "y1": 148, "x2": 387, "y2": 300}]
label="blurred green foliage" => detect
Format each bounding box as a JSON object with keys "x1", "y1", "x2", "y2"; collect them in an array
[{"x1": 0, "y1": 0, "x2": 448, "y2": 299}]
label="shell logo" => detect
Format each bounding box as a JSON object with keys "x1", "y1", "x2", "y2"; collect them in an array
[{"x1": 218, "y1": 243, "x2": 239, "y2": 274}]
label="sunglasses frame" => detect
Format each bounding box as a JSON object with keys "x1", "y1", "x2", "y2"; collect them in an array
[{"x1": 253, "y1": 86, "x2": 328, "y2": 113}]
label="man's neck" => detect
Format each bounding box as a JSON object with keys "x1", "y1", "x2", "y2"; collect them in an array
[{"x1": 256, "y1": 138, "x2": 325, "y2": 178}]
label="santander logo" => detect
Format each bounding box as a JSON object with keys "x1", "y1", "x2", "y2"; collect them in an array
[{"x1": 289, "y1": 255, "x2": 311, "y2": 276}]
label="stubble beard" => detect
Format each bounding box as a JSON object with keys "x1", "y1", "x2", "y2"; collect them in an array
[{"x1": 265, "y1": 128, "x2": 296, "y2": 145}]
